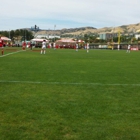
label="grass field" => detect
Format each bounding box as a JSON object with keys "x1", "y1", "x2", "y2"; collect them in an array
[{"x1": 0, "y1": 47, "x2": 140, "y2": 140}]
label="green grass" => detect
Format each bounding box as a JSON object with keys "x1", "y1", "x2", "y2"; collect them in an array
[{"x1": 0, "y1": 47, "x2": 140, "y2": 140}]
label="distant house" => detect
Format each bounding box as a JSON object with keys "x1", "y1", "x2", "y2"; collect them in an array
[
  {"x1": 135, "y1": 30, "x2": 140, "y2": 39},
  {"x1": 99, "y1": 32, "x2": 118, "y2": 40}
]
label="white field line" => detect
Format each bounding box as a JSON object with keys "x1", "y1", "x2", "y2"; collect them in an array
[
  {"x1": 0, "y1": 50, "x2": 26, "y2": 57},
  {"x1": 0, "y1": 80, "x2": 140, "y2": 86}
]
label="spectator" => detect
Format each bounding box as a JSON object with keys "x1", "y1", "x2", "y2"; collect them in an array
[{"x1": 0, "y1": 36, "x2": 4, "y2": 55}]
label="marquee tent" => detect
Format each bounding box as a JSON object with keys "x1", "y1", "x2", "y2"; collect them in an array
[
  {"x1": 55, "y1": 39, "x2": 76, "y2": 44},
  {"x1": 1, "y1": 37, "x2": 11, "y2": 41},
  {"x1": 78, "y1": 40, "x2": 84, "y2": 42},
  {"x1": 56, "y1": 39, "x2": 76, "y2": 42},
  {"x1": 30, "y1": 38, "x2": 49, "y2": 47},
  {"x1": 55, "y1": 39, "x2": 77, "y2": 49},
  {"x1": 31, "y1": 38, "x2": 48, "y2": 42}
]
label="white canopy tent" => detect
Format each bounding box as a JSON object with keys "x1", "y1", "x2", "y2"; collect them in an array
[
  {"x1": 55, "y1": 39, "x2": 76, "y2": 45},
  {"x1": 1, "y1": 37, "x2": 11, "y2": 41},
  {"x1": 31, "y1": 38, "x2": 48, "y2": 42}
]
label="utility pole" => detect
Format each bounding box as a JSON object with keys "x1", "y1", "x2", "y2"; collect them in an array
[
  {"x1": 9, "y1": 29, "x2": 10, "y2": 39},
  {"x1": 54, "y1": 25, "x2": 56, "y2": 42},
  {"x1": 118, "y1": 30, "x2": 121, "y2": 50},
  {"x1": 118, "y1": 31, "x2": 120, "y2": 44},
  {"x1": 24, "y1": 29, "x2": 26, "y2": 42}
]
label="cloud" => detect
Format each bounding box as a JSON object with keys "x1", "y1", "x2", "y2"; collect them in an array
[{"x1": 1, "y1": 0, "x2": 140, "y2": 30}]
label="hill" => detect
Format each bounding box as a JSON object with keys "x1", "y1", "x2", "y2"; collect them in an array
[{"x1": 30, "y1": 22, "x2": 140, "y2": 36}]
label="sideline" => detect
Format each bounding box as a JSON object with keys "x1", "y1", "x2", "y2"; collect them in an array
[
  {"x1": 0, "y1": 80, "x2": 140, "y2": 86},
  {"x1": 0, "y1": 50, "x2": 26, "y2": 57}
]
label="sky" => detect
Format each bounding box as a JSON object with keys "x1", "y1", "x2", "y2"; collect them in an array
[{"x1": 1, "y1": 0, "x2": 140, "y2": 31}]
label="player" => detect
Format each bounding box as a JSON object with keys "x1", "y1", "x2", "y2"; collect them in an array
[
  {"x1": 49, "y1": 43, "x2": 52, "y2": 48},
  {"x1": 117, "y1": 44, "x2": 120, "y2": 51},
  {"x1": 0, "y1": 36, "x2": 4, "y2": 55},
  {"x1": 53, "y1": 43, "x2": 56, "y2": 50},
  {"x1": 41, "y1": 40, "x2": 47, "y2": 54},
  {"x1": 22, "y1": 41, "x2": 26, "y2": 50},
  {"x1": 76, "y1": 43, "x2": 78, "y2": 51},
  {"x1": 86, "y1": 43, "x2": 89, "y2": 53},
  {"x1": 126, "y1": 44, "x2": 131, "y2": 53}
]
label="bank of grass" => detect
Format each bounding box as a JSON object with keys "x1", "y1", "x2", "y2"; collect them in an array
[{"x1": 0, "y1": 47, "x2": 140, "y2": 140}]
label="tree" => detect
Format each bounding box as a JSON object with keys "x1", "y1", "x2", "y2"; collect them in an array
[{"x1": 0, "y1": 29, "x2": 34, "y2": 43}]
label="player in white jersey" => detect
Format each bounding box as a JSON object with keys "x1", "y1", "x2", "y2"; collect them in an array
[
  {"x1": 126, "y1": 44, "x2": 131, "y2": 53},
  {"x1": 117, "y1": 44, "x2": 120, "y2": 51},
  {"x1": 76, "y1": 43, "x2": 78, "y2": 51},
  {"x1": 53, "y1": 43, "x2": 56, "y2": 50},
  {"x1": 41, "y1": 40, "x2": 47, "y2": 54},
  {"x1": 86, "y1": 43, "x2": 89, "y2": 53}
]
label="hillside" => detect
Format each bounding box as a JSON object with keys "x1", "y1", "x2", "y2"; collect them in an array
[{"x1": 32, "y1": 22, "x2": 140, "y2": 36}]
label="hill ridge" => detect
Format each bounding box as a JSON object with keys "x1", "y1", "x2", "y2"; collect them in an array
[{"x1": 25, "y1": 22, "x2": 140, "y2": 36}]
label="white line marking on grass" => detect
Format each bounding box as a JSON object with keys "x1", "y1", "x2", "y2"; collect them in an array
[
  {"x1": 0, "y1": 50, "x2": 26, "y2": 57},
  {"x1": 0, "y1": 80, "x2": 140, "y2": 86}
]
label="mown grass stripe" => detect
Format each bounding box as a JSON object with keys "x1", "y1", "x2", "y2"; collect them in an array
[{"x1": 0, "y1": 80, "x2": 140, "y2": 86}]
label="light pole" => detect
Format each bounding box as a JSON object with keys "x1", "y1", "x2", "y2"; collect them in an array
[
  {"x1": 9, "y1": 29, "x2": 10, "y2": 39},
  {"x1": 118, "y1": 31, "x2": 121, "y2": 44},
  {"x1": 117, "y1": 30, "x2": 121, "y2": 50},
  {"x1": 24, "y1": 29, "x2": 26, "y2": 42},
  {"x1": 54, "y1": 25, "x2": 56, "y2": 42},
  {"x1": 133, "y1": 28, "x2": 136, "y2": 45}
]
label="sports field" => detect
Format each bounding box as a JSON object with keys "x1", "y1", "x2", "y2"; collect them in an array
[{"x1": 0, "y1": 47, "x2": 140, "y2": 140}]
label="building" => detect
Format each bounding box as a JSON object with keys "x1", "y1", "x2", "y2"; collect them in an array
[
  {"x1": 135, "y1": 29, "x2": 140, "y2": 39},
  {"x1": 99, "y1": 32, "x2": 118, "y2": 40}
]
